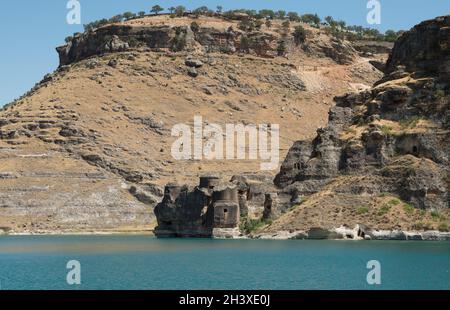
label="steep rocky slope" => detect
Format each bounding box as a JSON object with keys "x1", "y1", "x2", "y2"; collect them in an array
[
  {"x1": 0, "y1": 15, "x2": 385, "y2": 234},
  {"x1": 262, "y1": 15, "x2": 450, "y2": 237}
]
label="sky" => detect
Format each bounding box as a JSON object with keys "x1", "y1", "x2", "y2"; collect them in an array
[{"x1": 0, "y1": 0, "x2": 448, "y2": 107}]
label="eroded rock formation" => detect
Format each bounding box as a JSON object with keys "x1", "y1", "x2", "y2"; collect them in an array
[
  {"x1": 154, "y1": 176, "x2": 247, "y2": 237},
  {"x1": 275, "y1": 15, "x2": 450, "y2": 212},
  {"x1": 57, "y1": 20, "x2": 358, "y2": 66}
]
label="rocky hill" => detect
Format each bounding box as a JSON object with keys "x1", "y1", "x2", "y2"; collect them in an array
[
  {"x1": 261, "y1": 15, "x2": 450, "y2": 239},
  {"x1": 0, "y1": 15, "x2": 386, "y2": 234}
]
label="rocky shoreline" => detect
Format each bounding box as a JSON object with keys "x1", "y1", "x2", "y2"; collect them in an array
[
  {"x1": 252, "y1": 226, "x2": 450, "y2": 241},
  {"x1": 2, "y1": 227, "x2": 449, "y2": 241}
]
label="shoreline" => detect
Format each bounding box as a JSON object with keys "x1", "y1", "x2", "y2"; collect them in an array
[
  {"x1": 3, "y1": 230, "x2": 155, "y2": 236},
  {"x1": 252, "y1": 226, "x2": 450, "y2": 241},
  {"x1": 2, "y1": 228, "x2": 450, "y2": 241}
]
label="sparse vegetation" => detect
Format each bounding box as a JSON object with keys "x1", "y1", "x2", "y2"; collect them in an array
[
  {"x1": 276, "y1": 40, "x2": 287, "y2": 56},
  {"x1": 238, "y1": 19, "x2": 255, "y2": 32},
  {"x1": 434, "y1": 89, "x2": 446, "y2": 98},
  {"x1": 293, "y1": 26, "x2": 307, "y2": 45},
  {"x1": 190, "y1": 21, "x2": 200, "y2": 33},
  {"x1": 282, "y1": 20, "x2": 291, "y2": 30},
  {"x1": 174, "y1": 5, "x2": 186, "y2": 17},
  {"x1": 240, "y1": 36, "x2": 251, "y2": 52},
  {"x1": 403, "y1": 203, "x2": 415, "y2": 215},
  {"x1": 123, "y1": 12, "x2": 136, "y2": 20},
  {"x1": 388, "y1": 198, "x2": 401, "y2": 206},
  {"x1": 151, "y1": 5, "x2": 164, "y2": 15},
  {"x1": 438, "y1": 222, "x2": 449, "y2": 232},
  {"x1": 78, "y1": 5, "x2": 401, "y2": 44},
  {"x1": 357, "y1": 206, "x2": 369, "y2": 214},
  {"x1": 431, "y1": 210, "x2": 442, "y2": 221},
  {"x1": 241, "y1": 218, "x2": 272, "y2": 234},
  {"x1": 399, "y1": 116, "x2": 421, "y2": 129},
  {"x1": 377, "y1": 204, "x2": 391, "y2": 216},
  {"x1": 171, "y1": 28, "x2": 187, "y2": 52},
  {"x1": 287, "y1": 12, "x2": 300, "y2": 22},
  {"x1": 300, "y1": 13, "x2": 321, "y2": 27},
  {"x1": 380, "y1": 125, "x2": 393, "y2": 136},
  {"x1": 193, "y1": 6, "x2": 213, "y2": 17},
  {"x1": 255, "y1": 19, "x2": 264, "y2": 30}
]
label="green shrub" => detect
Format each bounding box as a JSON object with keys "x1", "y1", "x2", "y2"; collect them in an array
[
  {"x1": 380, "y1": 125, "x2": 393, "y2": 135},
  {"x1": 287, "y1": 12, "x2": 300, "y2": 22},
  {"x1": 403, "y1": 203, "x2": 415, "y2": 215},
  {"x1": 293, "y1": 26, "x2": 307, "y2": 45},
  {"x1": 123, "y1": 12, "x2": 136, "y2": 20},
  {"x1": 377, "y1": 205, "x2": 391, "y2": 216},
  {"x1": 388, "y1": 199, "x2": 400, "y2": 206},
  {"x1": 431, "y1": 211, "x2": 441, "y2": 221},
  {"x1": 171, "y1": 29, "x2": 186, "y2": 52},
  {"x1": 277, "y1": 40, "x2": 287, "y2": 56},
  {"x1": 240, "y1": 36, "x2": 251, "y2": 52},
  {"x1": 151, "y1": 5, "x2": 164, "y2": 15},
  {"x1": 435, "y1": 89, "x2": 446, "y2": 98},
  {"x1": 282, "y1": 20, "x2": 291, "y2": 30},
  {"x1": 241, "y1": 219, "x2": 271, "y2": 234},
  {"x1": 174, "y1": 5, "x2": 185, "y2": 17},
  {"x1": 438, "y1": 223, "x2": 449, "y2": 232},
  {"x1": 357, "y1": 206, "x2": 369, "y2": 214},
  {"x1": 190, "y1": 21, "x2": 200, "y2": 33}
]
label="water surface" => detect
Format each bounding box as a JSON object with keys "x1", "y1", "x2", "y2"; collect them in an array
[{"x1": 0, "y1": 236, "x2": 449, "y2": 290}]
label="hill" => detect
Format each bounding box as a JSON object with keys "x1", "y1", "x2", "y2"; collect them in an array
[{"x1": 0, "y1": 14, "x2": 387, "y2": 234}]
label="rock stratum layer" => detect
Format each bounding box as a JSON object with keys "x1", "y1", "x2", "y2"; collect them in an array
[
  {"x1": 1, "y1": 15, "x2": 389, "y2": 234},
  {"x1": 264, "y1": 15, "x2": 450, "y2": 236}
]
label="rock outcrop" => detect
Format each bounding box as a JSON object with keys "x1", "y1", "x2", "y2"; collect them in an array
[
  {"x1": 271, "y1": 15, "x2": 450, "y2": 233},
  {"x1": 57, "y1": 18, "x2": 359, "y2": 67},
  {"x1": 385, "y1": 15, "x2": 450, "y2": 79},
  {"x1": 154, "y1": 176, "x2": 247, "y2": 237}
]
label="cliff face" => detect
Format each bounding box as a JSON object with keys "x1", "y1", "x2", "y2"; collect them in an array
[
  {"x1": 268, "y1": 15, "x2": 450, "y2": 234},
  {"x1": 385, "y1": 15, "x2": 450, "y2": 78},
  {"x1": 57, "y1": 16, "x2": 359, "y2": 66}
]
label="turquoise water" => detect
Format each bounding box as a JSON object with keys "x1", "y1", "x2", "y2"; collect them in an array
[{"x1": 0, "y1": 236, "x2": 449, "y2": 290}]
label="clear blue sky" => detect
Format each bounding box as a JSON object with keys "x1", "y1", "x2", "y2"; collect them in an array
[{"x1": 0, "y1": 0, "x2": 448, "y2": 107}]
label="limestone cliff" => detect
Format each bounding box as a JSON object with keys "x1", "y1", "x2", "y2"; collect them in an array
[{"x1": 266, "y1": 15, "x2": 450, "y2": 235}]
